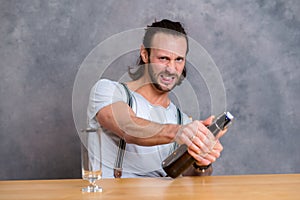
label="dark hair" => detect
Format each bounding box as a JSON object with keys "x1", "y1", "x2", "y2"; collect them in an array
[{"x1": 128, "y1": 19, "x2": 189, "y2": 81}]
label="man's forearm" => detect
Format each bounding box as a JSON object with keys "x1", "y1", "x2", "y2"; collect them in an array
[{"x1": 97, "y1": 101, "x2": 181, "y2": 146}]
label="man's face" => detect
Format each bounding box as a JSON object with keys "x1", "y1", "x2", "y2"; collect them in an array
[{"x1": 146, "y1": 32, "x2": 187, "y2": 92}]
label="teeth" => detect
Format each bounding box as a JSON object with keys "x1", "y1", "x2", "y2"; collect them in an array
[
  {"x1": 162, "y1": 77, "x2": 171, "y2": 81},
  {"x1": 160, "y1": 74, "x2": 174, "y2": 80}
]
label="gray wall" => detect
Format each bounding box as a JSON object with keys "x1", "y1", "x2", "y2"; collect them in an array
[{"x1": 0, "y1": 0, "x2": 299, "y2": 180}]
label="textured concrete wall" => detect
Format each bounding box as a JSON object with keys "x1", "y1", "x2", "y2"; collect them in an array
[{"x1": 0, "y1": 0, "x2": 299, "y2": 179}]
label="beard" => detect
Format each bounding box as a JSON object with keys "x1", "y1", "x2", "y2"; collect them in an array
[{"x1": 148, "y1": 65, "x2": 180, "y2": 92}]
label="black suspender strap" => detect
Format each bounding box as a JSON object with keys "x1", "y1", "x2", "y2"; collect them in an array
[
  {"x1": 171, "y1": 108, "x2": 183, "y2": 152},
  {"x1": 177, "y1": 107, "x2": 182, "y2": 125},
  {"x1": 120, "y1": 83, "x2": 133, "y2": 108},
  {"x1": 114, "y1": 83, "x2": 132, "y2": 178}
]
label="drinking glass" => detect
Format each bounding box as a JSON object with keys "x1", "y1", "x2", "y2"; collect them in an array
[{"x1": 81, "y1": 128, "x2": 102, "y2": 192}]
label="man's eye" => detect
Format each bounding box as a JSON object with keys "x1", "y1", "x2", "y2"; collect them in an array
[
  {"x1": 176, "y1": 58, "x2": 184, "y2": 62},
  {"x1": 159, "y1": 57, "x2": 168, "y2": 61}
]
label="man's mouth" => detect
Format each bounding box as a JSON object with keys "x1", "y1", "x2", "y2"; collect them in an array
[{"x1": 159, "y1": 74, "x2": 176, "y2": 85}]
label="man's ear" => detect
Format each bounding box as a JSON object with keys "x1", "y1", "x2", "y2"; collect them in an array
[{"x1": 140, "y1": 45, "x2": 149, "y2": 63}]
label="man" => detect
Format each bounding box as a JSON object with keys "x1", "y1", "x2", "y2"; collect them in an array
[{"x1": 87, "y1": 19, "x2": 225, "y2": 178}]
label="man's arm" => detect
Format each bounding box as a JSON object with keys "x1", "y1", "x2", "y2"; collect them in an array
[
  {"x1": 97, "y1": 101, "x2": 180, "y2": 146},
  {"x1": 97, "y1": 101, "x2": 225, "y2": 167}
]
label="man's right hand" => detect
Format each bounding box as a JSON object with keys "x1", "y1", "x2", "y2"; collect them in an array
[{"x1": 175, "y1": 117, "x2": 225, "y2": 166}]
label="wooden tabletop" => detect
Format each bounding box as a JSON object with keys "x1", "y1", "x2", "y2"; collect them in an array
[{"x1": 0, "y1": 174, "x2": 299, "y2": 200}]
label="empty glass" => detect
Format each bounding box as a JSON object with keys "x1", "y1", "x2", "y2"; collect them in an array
[{"x1": 81, "y1": 128, "x2": 102, "y2": 192}]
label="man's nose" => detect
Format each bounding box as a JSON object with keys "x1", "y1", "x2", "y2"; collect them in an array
[{"x1": 166, "y1": 60, "x2": 177, "y2": 73}]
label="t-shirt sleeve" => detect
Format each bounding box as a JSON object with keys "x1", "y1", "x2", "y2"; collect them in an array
[{"x1": 87, "y1": 79, "x2": 127, "y2": 123}]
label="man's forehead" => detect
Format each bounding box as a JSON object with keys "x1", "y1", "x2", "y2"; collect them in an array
[{"x1": 150, "y1": 32, "x2": 187, "y2": 56}]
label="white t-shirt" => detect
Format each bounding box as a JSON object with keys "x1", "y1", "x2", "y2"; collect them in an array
[{"x1": 87, "y1": 79, "x2": 191, "y2": 178}]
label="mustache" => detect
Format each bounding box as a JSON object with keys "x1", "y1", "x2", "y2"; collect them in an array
[{"x1": 158, "y1": 70, "x2": 179, "y2": 78}]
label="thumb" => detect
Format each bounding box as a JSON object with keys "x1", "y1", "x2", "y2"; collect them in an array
[{"x1": 201, "y1": 115, "x2": 215, "y2": 126}]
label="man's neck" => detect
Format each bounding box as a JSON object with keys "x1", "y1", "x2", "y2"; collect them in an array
[{"x1": 126, "y1": 78, "x2": 171, "y2": 108}]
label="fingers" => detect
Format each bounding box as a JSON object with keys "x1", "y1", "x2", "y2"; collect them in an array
[
  {"x1": 175, "y1": 121, "x2": 198, "y2": 146},
  {"x1": 191, "y1": 131, "x2": 214, "y2": 153},
  {"x1": 177, "y1": 120, "x2": 216, "y2": 153},
  {"x1": 187, "y1": 121, "x2": 214, "y2": 154},
  {"x1": 216, "y1": 128, "x2": 227, "y2": 139},
  {"x1": 188, "y1": 149, "x2": 219, "y2": 166},
  {"x1": 189, "y1": 140, "x2": 223, "y2": 166},
  {"x1": 195, "y1": 122, "x2": 217, "y2": 152},
  {"x1": 188, "y1": 149, "x2": 211, "y2": 166},
  {"x1": 177, "y1": 117, "x2": 225, "y2": 166},
  {"x1": 176, "y1": 119, "x2": 224, "y2": 164}
]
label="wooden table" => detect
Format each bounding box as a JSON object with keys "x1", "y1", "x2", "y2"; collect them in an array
[{"x1": 0, "y1": 174, "x2": 299, "y2": 200}]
